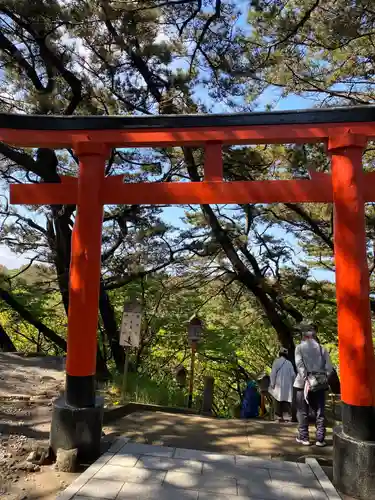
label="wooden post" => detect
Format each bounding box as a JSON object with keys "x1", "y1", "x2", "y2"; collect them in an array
[
  {"x1": 121, "y1": 347, "x2": 130, "y2": 403},
  {"x1": 188, "y1": 341, "x2": 197, "y2": 408},
  {"x1": 202, "y1": 376, "x2": 214, "y2": 415},
  {"x1": 65, "y1": 141, "x2": 109, "y2": 408}
]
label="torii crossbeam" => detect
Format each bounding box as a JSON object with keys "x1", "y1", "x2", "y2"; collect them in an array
[{"x1": 2, "y1": 106, "x2": 375, "y2": 496}]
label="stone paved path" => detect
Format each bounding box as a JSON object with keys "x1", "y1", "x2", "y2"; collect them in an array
[
  {"x1": 103, "y1": 411, "x2": 334, "y2": 463},
  {"x1": 58, "y1": 439, "x2": 340, "y2": 500}
]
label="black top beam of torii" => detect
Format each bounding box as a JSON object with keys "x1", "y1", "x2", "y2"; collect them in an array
[{"x1": 0, "y1": 105, "x2": 375, "y2": 130}]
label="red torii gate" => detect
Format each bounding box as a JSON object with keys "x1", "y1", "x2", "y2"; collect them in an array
[{"x1": 1, "y1": 107, "x2": 375, "y2": 497}]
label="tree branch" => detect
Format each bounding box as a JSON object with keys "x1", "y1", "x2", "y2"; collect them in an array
[
  {"x1": 0, "y1": 142, "x2": 40, "y2": 177},
  {"x1": 189, "y1": 0, "x2": 222, "y2": 72},
  {"x1": 179, "y1": 0, "x2": 202, "y2": 35},
  {"x1": 271, "y1": 0, "x2": 320, "y2": 49},
  {"x1": 0, "y1": 286, "x2": 67, "y2": 351},
  {"x1": 104, "y1": 260, "x2": 176, "y2": 291},
  {"x1": 284, "y1": 203, "x2": 334, "y2": 250},
  {"x1": 0, "y1": 31, "x2": 53, "y2": 93},
  {"x1": 1, "y1": 7, "x2": 82, "y2": 114},
  {"x1": 100, "y1": 2, "x2": 164, "y2": 101}
]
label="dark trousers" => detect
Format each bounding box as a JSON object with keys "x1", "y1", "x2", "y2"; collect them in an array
[
  {"x1": 291, "y1": 387, "x2": 298, "y2": 422},
  {"x1": 274, "y1": 400, "x2": 291, "y2": 419},
  {"x1": 296, "y1": 388, "x2": 326, "y2": 442}
]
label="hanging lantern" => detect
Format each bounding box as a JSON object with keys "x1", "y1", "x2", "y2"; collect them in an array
[{"x1": 187, "y1": 316, "x2": 203, "y2": 345}]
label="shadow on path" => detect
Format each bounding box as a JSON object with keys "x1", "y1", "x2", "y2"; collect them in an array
[{"x1": 104, "y1": 410, "x2": 333, "y2": 465}]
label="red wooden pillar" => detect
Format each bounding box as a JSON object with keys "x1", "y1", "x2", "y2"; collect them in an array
[
  {"x1": 330, "y1": 134, "x2": 375, "y2": 498},
  {"x1": 65, "y1": 141, "x2": 108, "y2": 407},
  {"x1": 330, "y1": 134, "x2": 375, "y2": 424}
]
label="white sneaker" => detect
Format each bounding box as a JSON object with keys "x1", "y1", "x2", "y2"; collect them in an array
[
  {"x1": 296, "y1": 437, "x2": 311, "y2": 446},
  {"x1": 315, "y1": 440, "x2": 327, "y2": 447}
]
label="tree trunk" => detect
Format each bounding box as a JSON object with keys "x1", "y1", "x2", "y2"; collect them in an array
[
  {"x1": 96, "y1": 346, "x2": 111, "y2": 381},
  {"x1": 48, "y1": 206, "x2": 74, "y2": 315},
  {"x1": 99, "y1": 283, "x2": 124, "y2": 372},
  {"x1": 0, "y1": 322, "x2": 17, "y2": 352}
]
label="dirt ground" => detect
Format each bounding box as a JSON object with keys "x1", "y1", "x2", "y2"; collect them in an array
[
  {"x1": 0, "y1": 353, "x2": 339, "y2": 500},
  {"x1": 0, "y1": 353, "x2": 79, "y2": 500}
]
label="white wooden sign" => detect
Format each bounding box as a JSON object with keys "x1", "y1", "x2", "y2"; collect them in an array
[{"x1": 119, "y1": 301, "x2": 142, "y2": 348}]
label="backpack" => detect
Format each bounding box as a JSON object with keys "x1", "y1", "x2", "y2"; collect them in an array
[{"x1": 301, "y1": 345, "x2": 329, "y2": 392}]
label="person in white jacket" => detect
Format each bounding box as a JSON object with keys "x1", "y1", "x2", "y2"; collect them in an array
[{"x1": 269, "y1": 347, "x2": 296, "y2": 422}]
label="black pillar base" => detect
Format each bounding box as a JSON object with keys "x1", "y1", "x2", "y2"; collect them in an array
[
  {"x1": 50, "y1": 395, "x2": 104, "y2": 462},
  {"x1": 333, "y1": 426, "x2": 375, "y2": 499},
  {"x1": 66, "y1": 374, "x2": 96, "y2": 408}
]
